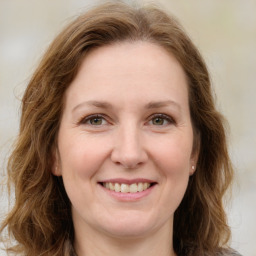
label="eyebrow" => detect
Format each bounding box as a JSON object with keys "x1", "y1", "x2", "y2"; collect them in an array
[
  {"x1": 72, "y1": 100, "x2": 113, "y2": 113},
  {"x1": 72, "y1": 100, "x2": 181, "y2": 113},
  {"x1": 145, "y1": 100, "x2": 181, "y2": 110}
]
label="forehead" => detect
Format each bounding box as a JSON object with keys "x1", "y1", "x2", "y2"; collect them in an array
[
  {"x1": 64, "y1": 41, "x2": 189, "y2": 110},
  {"x1": 81, "y1": 41, "x2": 185, "y2": 80}
]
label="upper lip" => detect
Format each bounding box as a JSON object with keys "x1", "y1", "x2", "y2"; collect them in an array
[{"x1": 98, "y1": 178, "x2": 157, "y2": 185}]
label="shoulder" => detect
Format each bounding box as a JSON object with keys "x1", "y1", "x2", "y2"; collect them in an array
[{"x1": 217, "y1": 248, "x2": 242, "y2": 256}]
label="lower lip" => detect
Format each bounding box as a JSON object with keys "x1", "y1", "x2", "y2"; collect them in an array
[{"x1": 99, "y1": 184, "x2": 156, "y2": 201}]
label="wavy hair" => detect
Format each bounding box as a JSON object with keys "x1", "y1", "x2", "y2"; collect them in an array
[{"x1": 1, "y1": 1, "x2": 233, "y2": 255}]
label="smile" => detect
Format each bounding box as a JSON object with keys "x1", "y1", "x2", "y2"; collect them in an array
[{"x1": 102, "y1": 182, "x2": 152, "y2": 193}]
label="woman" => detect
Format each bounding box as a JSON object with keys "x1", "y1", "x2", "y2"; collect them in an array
[{"x1": 0, "y1": 1, "x2": 241, "y2": 256}]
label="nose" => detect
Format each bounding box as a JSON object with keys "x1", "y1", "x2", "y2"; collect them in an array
[{"x1": 110, "y1": 124, "x2": 148, "y2": 169}]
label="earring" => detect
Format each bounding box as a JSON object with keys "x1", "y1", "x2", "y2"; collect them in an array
[
  {"x1": 55, "y1": 165, "x2": 60, "y2": 174},
  {"x1": 190, "y1": 165, "x2": 196, "y2": 176}
]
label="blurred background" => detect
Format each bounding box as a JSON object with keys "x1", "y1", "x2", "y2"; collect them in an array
[{"x1": 0, "y1": 0, "x2": 255, "y2": 255}]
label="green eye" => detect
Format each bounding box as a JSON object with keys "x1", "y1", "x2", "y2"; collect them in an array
[
  {"x1": 89, "y1": 117, "x2": 103, "y2": 125},
  {"x1": 79, "y1": 114, "x2": 108, "y2": 126},
  {"x1": 152, "y1": 117, "x2": 165, "y2": 125},
  {"x1": 149, "y1": 114, "x2": 174, "y2": 126}
]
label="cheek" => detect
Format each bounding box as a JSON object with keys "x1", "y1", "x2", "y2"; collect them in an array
[
  {"x1": 58, "y1": 137, "x2": 106, "y2": 207},
  {"x1": 157, "y1": 148, "x2": 191, "y2": 214},
  {"x1": 152, "y1": 134, "x2": 193, "y2": 173},
  {"x1": 151, "y1": 134, "x2": 192, "y2": 203},
  {"x1": 160, "y1": 146, "x2": 191, "y2": 192},
  {"x1": 58, "y1": 133, "x2": 113, "y2": 181}
]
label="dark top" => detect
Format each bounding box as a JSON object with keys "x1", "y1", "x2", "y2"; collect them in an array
[{"x1": 218, "y1": 248, "x2": 242, "y2": 256}]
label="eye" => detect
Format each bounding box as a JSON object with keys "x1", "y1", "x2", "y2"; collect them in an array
[
  {"x1": 88, "y1": 117, "x2": 104, "y2": 125},
  {"x1": 79, "y1": 114, "x2": 108, "y2": 126},
  {"x1": 148, "y1": 114, "x2": 174, "y2": 126},
  {"x1": 152, "y1": 117, "x2": 166, "y2": 125}
]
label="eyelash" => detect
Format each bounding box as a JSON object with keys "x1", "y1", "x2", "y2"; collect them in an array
[
  {"x1": 147, "y1": 114, "x2": 175, "y2": 126},
  {"x1": 77, "y1": 113, "x2": 175, "y2": 127},
  {"x1": 78, "y1": 114, "x2": 108, "y2": 126}
]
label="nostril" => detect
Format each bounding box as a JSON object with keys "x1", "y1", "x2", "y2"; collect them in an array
[{"x1": 110, "y1": 139, "x2": 148, "y2": 169}]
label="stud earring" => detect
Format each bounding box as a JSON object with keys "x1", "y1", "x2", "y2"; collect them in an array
[
  {"x1": 55, "y1": 165, "x2": 59, "y2": 174},
  {"x1": 190, "y1": 165, "x2": 196, "y2": 176}
]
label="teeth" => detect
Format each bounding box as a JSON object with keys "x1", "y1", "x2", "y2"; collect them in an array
[
  {"x1": 143, "y1": 182, "x2": 149, "y2": 190},
  {"x1": 103, "y1": 182, "x2": 152, "y2": 193},
  {"x1": 138, "y1": 182, "x2": 143, "y2": 192},
  {"x1": 114, "y1": 183, "x2": 121, "y2": 192},
  {"x1": 130, "y1": 183, "x2": 138, "y2": 193},
  {"x1": 120, "y1": 184, "x2": 129, "y2": 193},
  {"x1": 109, "y1": 182, "x2": 115, "y2": 190}
]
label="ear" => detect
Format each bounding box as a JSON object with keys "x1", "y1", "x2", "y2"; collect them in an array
[
  {"x1": 51, "y1": 147, "x2": 62, "y2": 176},
  {"x1": 190, "y1": 131, "x2": 200, "y2": 176},
  {"x1": 189, "y1": 154, "x2": 199, "y2": 176},
  {"x1": 189, "y1": 162, "x2": 197, "y2": 176}
]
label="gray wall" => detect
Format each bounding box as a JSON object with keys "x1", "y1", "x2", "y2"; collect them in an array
[{"x1": 1, "y1": 0, "x2": 255, "y2": 255}]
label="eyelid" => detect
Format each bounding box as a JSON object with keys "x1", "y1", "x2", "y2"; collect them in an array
[
  {"x1": 147, "y1": 113, "x2": 175, "y2": 125},
  {"x1": 76, "y1": 113, "x2": 175, "y2": 127},
  {"x1": 77, "y1": 114, "x2": 109, "y2": 125}
]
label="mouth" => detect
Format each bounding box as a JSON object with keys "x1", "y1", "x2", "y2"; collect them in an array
[{"x1": 98, "y1": 180, "x2": 157, "y2": 194}]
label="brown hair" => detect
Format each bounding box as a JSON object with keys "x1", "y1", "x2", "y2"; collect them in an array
[{"x1": 1, "y1": 1, "x2": 233, "y2": 255}]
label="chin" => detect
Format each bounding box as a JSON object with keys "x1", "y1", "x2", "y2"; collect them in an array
[
  {"x1": 95, "y1": 213, "x2": 162, "y2": 239},
  {"x1": 102, "y1": 225, "x2": 153, "y2": 239}
]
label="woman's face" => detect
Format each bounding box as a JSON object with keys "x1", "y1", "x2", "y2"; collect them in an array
[{"x1": 54, "y1": 42, "x2": 197, "y2": 240}]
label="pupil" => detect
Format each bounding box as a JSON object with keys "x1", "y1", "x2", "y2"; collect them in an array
[
  {"x1": 91, "y1": 118, "x2": 102, "y2": 125},
  {"x1": 153, "y1": 117, "x2": 163, "y2": 125}
]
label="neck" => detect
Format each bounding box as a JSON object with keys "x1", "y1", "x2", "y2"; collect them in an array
[{"x1": 74, "y1": 223, "x2": 176, "y2": 256}]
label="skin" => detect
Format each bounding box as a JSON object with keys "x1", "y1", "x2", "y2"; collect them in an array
[{"x1": 53, "y1": 41, "x2": 198, "y2": 256}]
